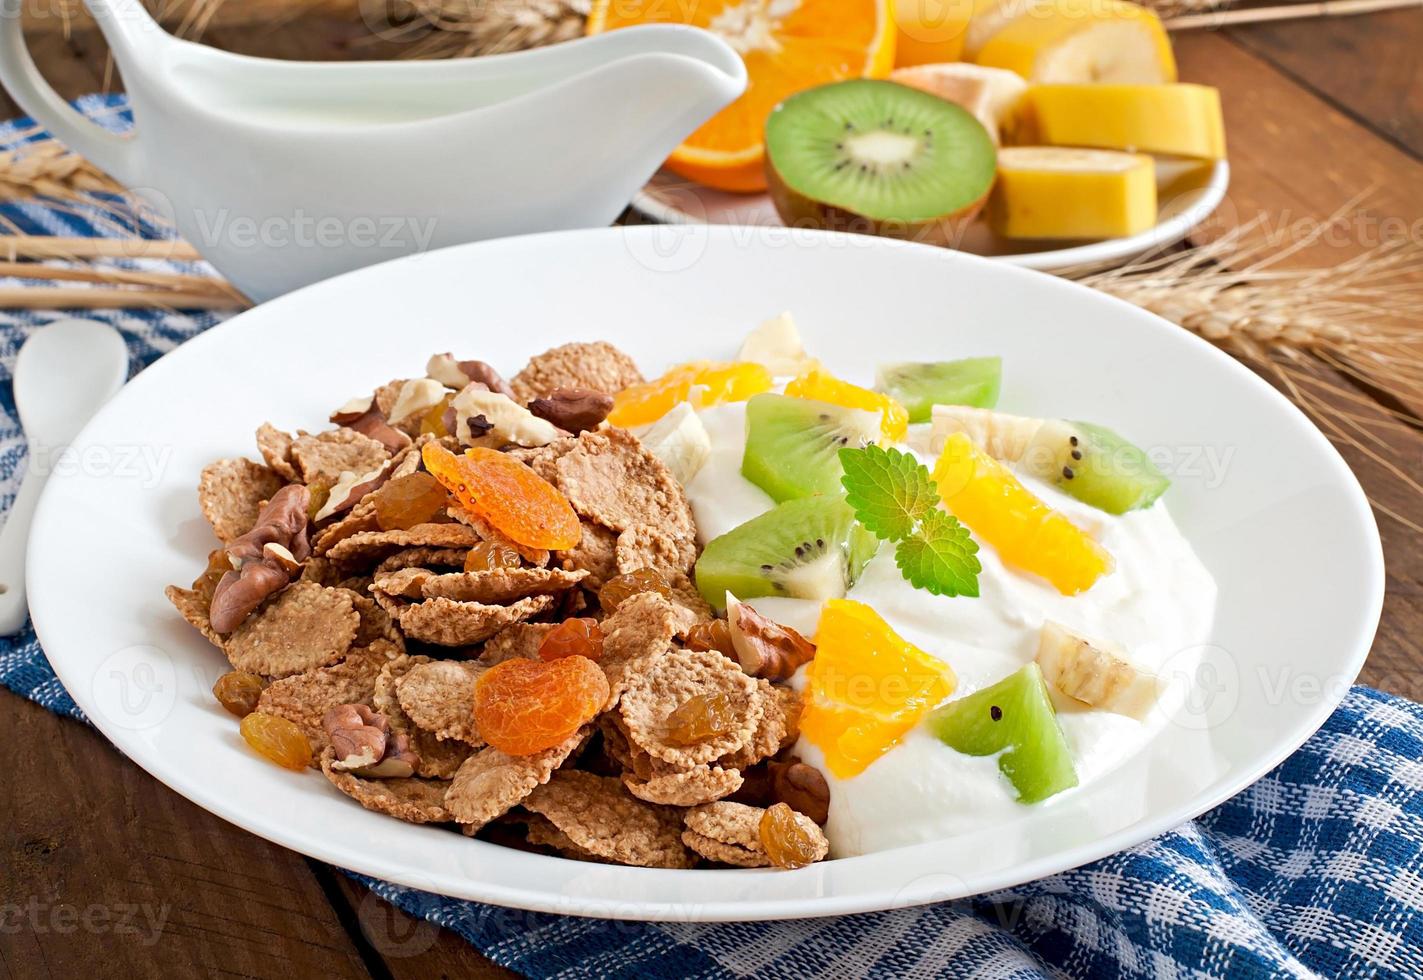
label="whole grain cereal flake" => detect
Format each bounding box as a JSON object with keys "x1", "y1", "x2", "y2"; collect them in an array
[
  {"x1": 509, "y1": 341, "x2": 644, "y2": 404},
  {"x1": 256, "y1": 639, "x2": 403, "y2": 757},
  {"x1": 198, "y1": 457, "x2": 286, "y2": 543},
  {"x1": 443, "y1": 729, "x2": 587, "y2": 832},
  {"x1": 395, "y1": 659, "x2": 485, "y2": 746},
  {"x1": 224, "y1": 583, "x2": 359, "y2": 679},
  {"x1": 372, "y1": 567, "x2": 435, "y2": 600},
  {"x1": 614, "y1": 523, "x2": 696, "y2": 582},
  {"x1": 556, "y1": 521, "x2": 619, "y2": 591},
  {"x1": 320, "y1": 749, "x2": 452, "y2": 824},
  {"x1": 624, "y1": 762, "x2": 744, "y2": 808},
  {"x1": 599, "y1": 592, "x2": 700, "y2": 709},
  {"x1": 419, "y1": 566, "x2": 587, "y2": 604},
  {"x1": 479, "y1": 622, "x2": 558, "y2": 665},
  {"x1": 256, "y1": 423, "x2": 299, "y2": 482},
  {"x1": 164, "y1": 584, "x2": 224, "y2": 649},
  {"x1": 290, "y1": 427, "x2": 390, "y2": 487},
  {"x1": 397, "y1": 593, "x2": 556, "y2": 647},
  {"x1": 682, "y1": 801, "x2": 770, "y2": 867},
  {"x1": 374, "y1": 655, "x2": 473, "y2": 779},
  {"x1": 522, "y1": 770, "x2": 694, "y2": 869},
  {"x1": 374, "y1": 547, "x2": 471, "y2": 576},
  {"x1": 523, "y1": 814, "x2": 604, "y2": 862},
  {"x1": 325, "y1": 523, "x2": 482, "y2": 565},
  {"x1": 554, "y1": 428, "x2": 695, "y2": 538},
  {"x1": 619, "y1": 647, "x2": 762, "y2": 767}
]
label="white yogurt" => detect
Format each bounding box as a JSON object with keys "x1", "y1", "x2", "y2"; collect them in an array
[{"x1": 684, "y1": 401, "x2": 1218, "y2": 857}]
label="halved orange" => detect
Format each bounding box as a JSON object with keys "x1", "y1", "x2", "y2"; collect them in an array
[{"x1": 586, "y1": 0, "x2": 896, "y2": 192}]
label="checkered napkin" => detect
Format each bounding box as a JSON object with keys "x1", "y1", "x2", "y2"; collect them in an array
[{"x1": 2, "y1": 97, "x2": 1422, "y2": 980}]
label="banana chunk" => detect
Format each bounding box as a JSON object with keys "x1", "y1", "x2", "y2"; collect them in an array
[
  {"x1": 635, "y1": 402, "x2": 711, "y2": 485},
  {"x1": 988, "y1": 147, "x2": 1157, "y2": 240},
  {"x1": 931, "y1": 404, "x2": 1044, "y2": 459},
  {"x1": 737, "y1": 312, "x2": 819, "y2": 379},
  {"x1": 974, "y1": 0, "x2": 1176, "y2": 84},
  {"x1": 1035, "y1": 621, "x2": 1161, "y2": 719}
]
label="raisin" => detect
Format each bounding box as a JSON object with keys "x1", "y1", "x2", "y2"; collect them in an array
[
  {"x1": 539, "y1": 618, "x2": 605, "y2": 662},
  {"x1": 422, "y1": 443, "x2": 580, "y2": 550},
  {"x1": 464, "y1": 541, "x2": 524, "y2": 572},
  {"x1": 306, "y1": 481, "x2": 332, "y2": 522},
  {"x1": 419, "y1": 393, "x2": 455, "y2": 438},
  {"x1": 599, "y1": 568, "x2": 675, "y2": 613},
  {"x1": 239, "y1": 712, "x2": 313, "y2": 770},
  {"x1": 759, "y1": 802, "x2": 822, "y2": 870},
  {"x1": 662, "y1": 692, "x2": 739, "y2": 745},
  {"x1": 213, "y1": 671, "x2": 264, "y2": 717},
  {"x1": 685, "y1": 618, "x2": 734, "y2": 658},
  {"x1": 373, "y1": 472, "x2": 448, "y2": 530},
  {"x1": 473, "y1": 656, "x2": 608, "y2": 755}
]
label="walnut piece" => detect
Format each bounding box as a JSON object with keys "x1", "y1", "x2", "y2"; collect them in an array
[
  {"x1": 769, "y1": 760, "x2": 830, "y2": 825},
  {"x1": 426, "y1": 353, "x2": 516, "y2": 399},
  {"x1": 528, "y1": 388, "x2": 613, "y2": 434},
  {"x1": 727, "y1": 598, "x2": 817, "y2": 681},
  {"x1": 210, "y1": 485, "x2": 311, "y2": 633},
  {"x1": 322, "y1": 703, "x2": 419, "y2": 778}
]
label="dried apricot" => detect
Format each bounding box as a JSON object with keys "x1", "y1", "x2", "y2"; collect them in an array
[
  {"x1": 685, "y1": 618, "x2": 734, "y2": 659},
  {"x1": 663, "y1": 692, "x2": 739, "y2": 745},
  {"x1": 373, "y1": 471, "x2": 448, "y2": 530},
  {"x1": 213, "y1": 671, "x2": 264, "y2": 717},
  {"x1": 473, "y1": 656, "x2": 608, "y2": 755},
  {"x1": 759, "y1": 802, "x2": 823, "y2": 869},
  {"x1": 240, "y1": 712, "x2": 313, "y2": 770},
  {"x1": 464, "y1": 541, "x2": 523, "y2": 572},
  {"x1": 422, "y1": 443, "x2": 581, "y2": 551},
  {"x1": 539, "y1": 618, "x2": 604, "y2": 662},
  {"x1": 600, "y1": 568, "x2": 675, "y2": 613}
]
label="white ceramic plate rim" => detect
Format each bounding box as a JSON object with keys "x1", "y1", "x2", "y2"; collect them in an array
[
  {"x1": 632, "y1": 161, "x2": 1230, "y2": 272},
  {"x1": 28, "y1": 225, "x2": 1382, "y2": 921}
]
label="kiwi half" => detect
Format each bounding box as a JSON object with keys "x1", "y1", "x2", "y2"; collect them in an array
[
  {"x1": 694, "y1": 497, "x2": 880, "y2": 609},
  {"x1": 876, "y1": 357, "x2": 1002, "y2": 423},
  {"x1": 765, "y1": 79, "x2": 998, "y2": 245}
]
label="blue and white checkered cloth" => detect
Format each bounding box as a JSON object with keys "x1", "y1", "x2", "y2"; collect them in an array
[{"x1": 2, "y1": 97, "x2": 1422, "y2": 979}]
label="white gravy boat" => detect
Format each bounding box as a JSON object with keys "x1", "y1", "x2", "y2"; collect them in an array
[{"x1": 0, "y1": 0, "x2": 745, "y2": 300}]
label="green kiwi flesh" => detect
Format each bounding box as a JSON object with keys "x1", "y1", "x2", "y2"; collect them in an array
[
  {"x1": 764, "y1": 79, "x2": 997, "y2": 244},
  {"x1": 694, "y1": 496, "x2": 880, "y2": 609},
  {"x1": 742, "y1": 393, "x2": 882, "y2": 502},
  {"x1": 876, "y1": 357, "x2": 1002, "y2": 422},
  {"x1": 1025, "y1": 420, "x2": 1170, "y2": 515}
]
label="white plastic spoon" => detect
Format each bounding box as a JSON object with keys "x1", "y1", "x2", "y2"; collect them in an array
[{"x1": 0, "y1": 318, "x2": 129, "y2": 634}]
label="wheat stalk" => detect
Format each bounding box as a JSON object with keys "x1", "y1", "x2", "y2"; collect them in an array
[
  {"x1": 0, "y1": 138, "x2": 125, "y2": 201},
  {"x1": 377, "y1": 0, "x2": 590, "y2": 58},
  {"x1": 1075, "y1": 210, "x2": 1423, "y2": 529}
]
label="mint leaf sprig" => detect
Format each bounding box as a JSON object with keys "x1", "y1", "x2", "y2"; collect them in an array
[{"x1": 839, "y1": 445, "x2": 981, "y2": 598}]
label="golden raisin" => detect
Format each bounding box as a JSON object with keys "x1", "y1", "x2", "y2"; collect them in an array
[
  {"x1": 422, "y1": 443, "x2": 580, "y2": 550},
  {"x1": 373, "y1": 471, "x2": 448, "y2": 530},
  {"x1": 239, "y1": 712, "x2": 313, "y2": 770},
  {"x1": 685, "y1": 618, "x2": 734, "y2": 658},
  {"x1": 758, "y1": 802, "x2": 823, "y2": 870},
  {"x1": 306, "y1": 480, "x2": 332, "y2": 522},
  {"x1": 420, "y1": 392, "x2": 455, "y2": 437},
  {"x1": 662, "y1": 692, "x2": 739, "y2": 745},
  {"x1": 600, "y1": 568, "x2": 675, "y2": 613},
  {"x1": 464, "y1": 541, "x2": 524, "y2": 572},
  {"x1": 539, "y1": 618, "x2": 604, "y2": 662},
  {"x1": 213, "y1": 671, "x2": 264, "y2": 717},
  {"x1": 473, "y1": 656, "x2": 609, "y2": 755}
]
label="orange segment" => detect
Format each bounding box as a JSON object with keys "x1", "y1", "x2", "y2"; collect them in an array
[
  {"x1": 421, "y1": 443, "x2": 582, "y2": 551},
  {"x1": 784, "y1": 368, "x2": 909, "y2": 442},
  {"x1": 799, "y1": 599, "x2": 956, "y2": 778},
  {"x1": 608, "y1": 360, "x2": 772, "y2": 427},
  {"x1": 586, "y1": 0, "x2": 896, "y2": 192},
  {"x1": 933, "y1": 432, "x2": 1113, "y2": 594}
]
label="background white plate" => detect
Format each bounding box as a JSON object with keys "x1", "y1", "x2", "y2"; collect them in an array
[
  {"x1": 28, "y1": 225, "x2": 1381, "y2": 921},
  {"x1": 633, "y1": 160, "x2": 1230, "y2": 272}
]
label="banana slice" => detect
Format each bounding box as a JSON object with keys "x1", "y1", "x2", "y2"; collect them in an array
[
  {"x1": 989, "y1": 146, "x2": 1156, "y2": 239},
  {"x1": 931, "y1": 404, "x2": 1044, "y2": 459},
  {"x1": 1035, "y1": 621, "x2": 1161, "y2": 719},
  {"x1": 634, "y1": 402, "x2": 711, "y2": 485},
  {"x1": 964, "y1": 0, "x2": 1050, "y2": 60},
  {"x1": 737, "y1": 312, "x2": 819, "y2": 378},
  {"x1": 974, "y1": 0, "x2": 1176, "y2": 84},
  {"x1": 890, "y1": 63, "x2": 1028, "y2": 144},
  {"x1": 1022, "y1": 83, "x2": 1226, "y2": 160}
]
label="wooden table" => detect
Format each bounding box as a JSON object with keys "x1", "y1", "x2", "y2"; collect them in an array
[{"x1": 2, "y1": 11, "x2": 1421, "y2": 979}]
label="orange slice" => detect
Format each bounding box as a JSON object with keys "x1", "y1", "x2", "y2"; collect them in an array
[
  {"x1": 608, "y1": 360, "x2": 772, "y2": 427},
  {"x1": 586, "y1": 0, "x2": 896, "y2": 192},
  {"x1": 784, "y1": 368, "x2": 909, "y2": 442},
  {"x1": 933, "y1": 432, "x2": 1113, "y2": 594},
  {"x1": 799, "y1": 599, "x2": 956, "y2": 778}
]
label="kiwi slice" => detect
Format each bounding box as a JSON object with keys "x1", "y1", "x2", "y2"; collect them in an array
[
  {"x1": 1026, "y1": 420, "x2": 1170, "y2": 515},
  {"x1": 764, "y1": 79, "x2": 998, "y2": 244},
  {"x1": 742, "y1": 393, "x2": 881, "y2": 502},
  {"x1": 694, "y1": 497, "x2": 880, "y2": 609},
  {"x1": 926, "y1": 663, "x2": 1078, "y2": 804},
  {"x1": 876, "y1": 357, "x2": 1002, "y2": 423}
]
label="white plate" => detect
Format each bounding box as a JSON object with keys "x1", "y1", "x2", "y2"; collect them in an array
[
  {"x1": 28, "y1": 225, "x2": 1381, "y2": 921},
  {"x1": 633, "y1": 160, "x2": 1230, "y2": 272}
]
